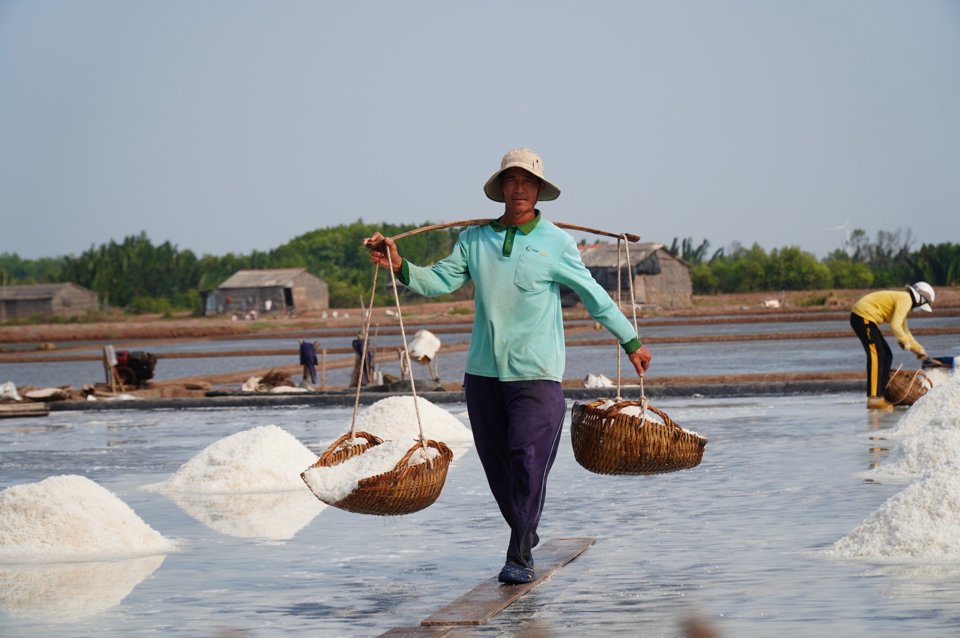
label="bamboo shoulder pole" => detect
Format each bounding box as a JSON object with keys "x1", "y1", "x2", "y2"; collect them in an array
[{"x1": 389, "y1": 219, "x2": 640, "y2": 242}]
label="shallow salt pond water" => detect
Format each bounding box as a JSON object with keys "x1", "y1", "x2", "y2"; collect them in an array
[{"x1": 1, "y1": 393, "x2": 959, "y2": 637}]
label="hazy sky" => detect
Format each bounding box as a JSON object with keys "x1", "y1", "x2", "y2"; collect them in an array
[{"x1": 2, "y1": 1, "x2": 958, "y2": 260}]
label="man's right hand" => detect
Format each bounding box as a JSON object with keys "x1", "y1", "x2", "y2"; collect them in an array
[{"x1": 362, "y1": 232, "x2": 403, "y2": 272}]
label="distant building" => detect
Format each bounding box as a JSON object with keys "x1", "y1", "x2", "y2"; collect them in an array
[
  {"x1": 0, "y1": 283, "x2": 99, "y2": 321},
  {"x1": 202, "y1": 268, "x2": 329, "y2": 316},
  {"x1": 567, "y1": 242, "x2": 693, "y2": 310}
]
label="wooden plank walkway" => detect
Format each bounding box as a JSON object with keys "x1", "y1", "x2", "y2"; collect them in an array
[
  {"x1": 0, "y1": 402, "x2": 49, "y2": 419},
  {"x1": 423, "y1": 537, "x2": 594, "y2": 626},
  {"x1": 378, "y1": 538, "x2": 595, "y2": 637},
  {"x1": 378, "y1": 627, "x2": 458, "y2": 638}
]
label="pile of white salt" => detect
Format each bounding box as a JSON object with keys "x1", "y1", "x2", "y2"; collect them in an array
[
  {"x1": 832, "y1": 371, "x2": 960, "y2": 558},
  {"x1": 829, "y1": 467, "x2": 960, "y2": 559},
  {"x1": 0, "y1": 475, "x2": 176, "y2": 563},
  {"x1": 301, "y1": 396, "x2": 472, "y2": 505},
  {"x1": 866, "y1": 373, "x2": 960, "y2": 482},
  {"x1": 349, "y1": 395, "x2": 473, "y2": 444},
  {"x1": 143, "y1": 424, "x2": 318, "y2": 494},
  {"x1": 886, "y1": 371, "x2": 960, "y2": 440},
  {"x1": 141, "y1": 425, "x2": 326, "y2": 539}
]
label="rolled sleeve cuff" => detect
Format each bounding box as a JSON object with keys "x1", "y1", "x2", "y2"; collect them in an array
[
  {"x1": 398, "y1": 259, "x2": 411, "y2": 285},
  {"x1": 621, "y1": 337, "x2": 643, "y2": 354}
]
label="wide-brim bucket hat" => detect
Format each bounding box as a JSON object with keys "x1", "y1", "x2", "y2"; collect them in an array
[{"x1": 483, "y1": 148, "x2": 561, "y2": 202}]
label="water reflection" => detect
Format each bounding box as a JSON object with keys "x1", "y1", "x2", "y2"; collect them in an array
[
  {"x1": 162, "y1": 489, "x2": 325, "y2": 540},
  {"x1": 0, "y1": 555, "x2": 165, "y2": 621}
]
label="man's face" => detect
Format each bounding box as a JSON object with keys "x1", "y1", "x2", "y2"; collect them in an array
[{"x1": 500, "y1": 167, "x2": 542, "y2": 217}]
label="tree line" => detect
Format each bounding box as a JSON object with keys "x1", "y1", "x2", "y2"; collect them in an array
[
  {"x1": 1, "y1": 223, "x2": 459, "y2": 314},
  {"x1": 669, "y1": 228, "x2": 960, "y2": 294},
  {"x1": 2, "y1": 224, "x2": 958, "y2": 315}
]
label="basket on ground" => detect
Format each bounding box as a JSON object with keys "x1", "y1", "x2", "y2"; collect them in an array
[
  {"x1": 301, "y1": 436, "x2": 454, "y2": 516},
  {"x1": 571, "y1": 399, "x2": 707, "y2": 475},
  {"x1": 884, "y1": 368, "x2": 931, "y2": 406}
]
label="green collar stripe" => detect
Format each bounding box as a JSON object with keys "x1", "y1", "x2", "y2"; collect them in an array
[
  {"x1": 489, "y1": 211, "x2": 541, "y2": 257},
  {"x1": 502, "y1": 226, "x2": 516, "y2": 256}
]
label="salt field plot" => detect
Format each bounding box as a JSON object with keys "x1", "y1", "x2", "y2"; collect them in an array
[{"x1": 1, "y1": 390, "x2": 960, "y2": 637}]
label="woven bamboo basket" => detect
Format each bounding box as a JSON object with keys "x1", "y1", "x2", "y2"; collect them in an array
[
  {"x1": 302, "y1": 438, "x2": 454, "y2": 516},
  {"x1": 884, "y1": 368, "x2": 931, "y2": 406},
  {"x1": 571, "y1": 399, "x2": 707, "y2": 475}
]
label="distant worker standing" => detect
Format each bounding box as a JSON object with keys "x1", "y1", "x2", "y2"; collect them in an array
[
  {"x1": 350, "y1": 332, "x2": 374, "y2": 386},
  {"x1": 299, "y1": 339, "x2": 318, "y2": 386},
  {"x1": 850, "y1": 282, "x2": 934, "y2": 410}
]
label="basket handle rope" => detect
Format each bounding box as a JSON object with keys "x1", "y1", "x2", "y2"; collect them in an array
[
  {"x1": 349, "y1": 249, "x2": 432, "y2": 462},
  {"x1": 347, "y1": 262, "x2": 383, "y2": 440},
  {"x1": 383, "y1": 243, "x2": 431, "y2": 460},
  {"x1": 615, "y1": 239, "x2": 623, "y2": 401},
  {"x1": 613, "y1": 235, "x2": 646, "y2": 412}
]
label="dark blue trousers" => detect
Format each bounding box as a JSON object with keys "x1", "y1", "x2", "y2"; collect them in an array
[{"x1": 464, "y1": 373, "x2": 566, "y2": 568}]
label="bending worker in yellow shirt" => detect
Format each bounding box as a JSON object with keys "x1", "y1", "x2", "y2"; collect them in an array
[{"x1": 850, "y1": 282, "x2": 935, "y2": 410}]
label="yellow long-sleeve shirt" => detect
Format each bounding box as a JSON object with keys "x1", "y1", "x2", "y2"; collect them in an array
[{"x1": 851, "y1": 290, "x2": 925, "y2": 355}]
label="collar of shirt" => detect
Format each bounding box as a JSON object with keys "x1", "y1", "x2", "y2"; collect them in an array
[{"x1": 489, "y1": 210, "x2": 541, "y2": 257}]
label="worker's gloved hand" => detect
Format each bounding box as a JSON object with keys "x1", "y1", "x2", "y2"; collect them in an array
[{"x1": 915, "y1": 351, "x2": 928, "y2": 360}]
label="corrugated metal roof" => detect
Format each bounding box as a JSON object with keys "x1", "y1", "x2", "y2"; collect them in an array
[
  {"x1": 579, "y1": 242, "x2": 663, "y2": 268},
  {"x1": 217, "y1": 268, "x2": 309, "y2": 289},
  {"x1": 0, "y1": 283, "x2": 83, "y2": 301}
]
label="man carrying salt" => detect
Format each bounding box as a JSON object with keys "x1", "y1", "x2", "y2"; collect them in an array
[{"x1": 364, "y1": 148, "x2": 651, "y2": 584}]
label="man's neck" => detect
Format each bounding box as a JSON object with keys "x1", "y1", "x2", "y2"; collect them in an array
[{"x1": 499, "y1": 210, "x2": 537, "y2": 227}]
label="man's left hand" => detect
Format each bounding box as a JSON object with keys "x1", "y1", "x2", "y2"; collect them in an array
[{"x1": 628, "y1": 346, "x2": 652, "y2": 378}]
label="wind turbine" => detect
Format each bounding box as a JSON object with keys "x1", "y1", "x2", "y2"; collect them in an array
[{"x1": 828, "y1": 215, "x2": 853, "y2": 255}]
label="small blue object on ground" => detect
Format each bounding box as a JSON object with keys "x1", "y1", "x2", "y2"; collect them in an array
[{"x1": 923, "y1": 356, "x2": 956, "y2": 369}]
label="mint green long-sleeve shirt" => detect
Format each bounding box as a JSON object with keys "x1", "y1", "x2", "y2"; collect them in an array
[{"x1": 399, "y1": 215, "x2": 641, "y2": 382}]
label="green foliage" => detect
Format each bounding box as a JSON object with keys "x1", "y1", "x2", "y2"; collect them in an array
[
  {"x1": 823, "y1": 251, "x2": 875, "y2": 288},
  {"x1": 844, "y1": 228, "x2": 914, "y2": 287},
  {"x1": 909, "y1": 243, "x2": 960, "y2": 285},
  {"x1": 0, "y1": 252, "x2": 64, "y2": 283},
  {"x1": 667, "y1": 237, "x2": 711, "y2": 264},
  {"x1": 278, "y1": 220, "x2": 459, "y2": 306},
  {"x1": 127, "y1": 296, "x2": 178, "y2": 316},
  {"x1": 702, "y1": 243, "x2": 772, "y2": 292},
  {"x1": 767, "y1": 246, "x2": 832, "y2": 290},
  {"x1": 58, "y1": 232, "x2": 201, "y2": 309},
  {"x1": 794, "y1": 294, "x2": 828, "y2": 307}
]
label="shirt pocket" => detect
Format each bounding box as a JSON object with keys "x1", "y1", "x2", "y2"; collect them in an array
[{"x1": 513, "y1": 248, "x2": 555, "y2": 293}]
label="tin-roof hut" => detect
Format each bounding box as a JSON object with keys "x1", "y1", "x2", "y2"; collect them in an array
[
  {"x1": 573, "y1": 242, "x2": 692, "y2": 309},
  {"x1": 203, "y1": 268, "x2": 329, "y2": 316}
]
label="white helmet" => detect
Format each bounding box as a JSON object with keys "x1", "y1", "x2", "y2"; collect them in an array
[{"x1": 908, "y1": 281, "x2": 935, "y2": 312}]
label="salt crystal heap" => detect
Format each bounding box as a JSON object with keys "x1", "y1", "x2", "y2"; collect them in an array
[
  {"x1": 143, "y1": 424, "x2": 318, "y2": 494},
  {"x1": 142, "y1": 425, "x2": 325, "y2": 539},
  {"x1": 0, "y1": 475, "x2": 176, "y2": 563},
  {"x1": 866, "y1": 373, "x2": 960, "y2": 483},
  {"x1": 302, "y1": 396, "x2": 472, "y2": 506},
  {"x1": 829, "y1": 468, "x2": 960, "y2": 559},
  {"x1": 886, "y1": 371, "x2": 960, "y2": 441},
  {"x1": 832, "y1": 372, "x2": 960, "y2": 558}
]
